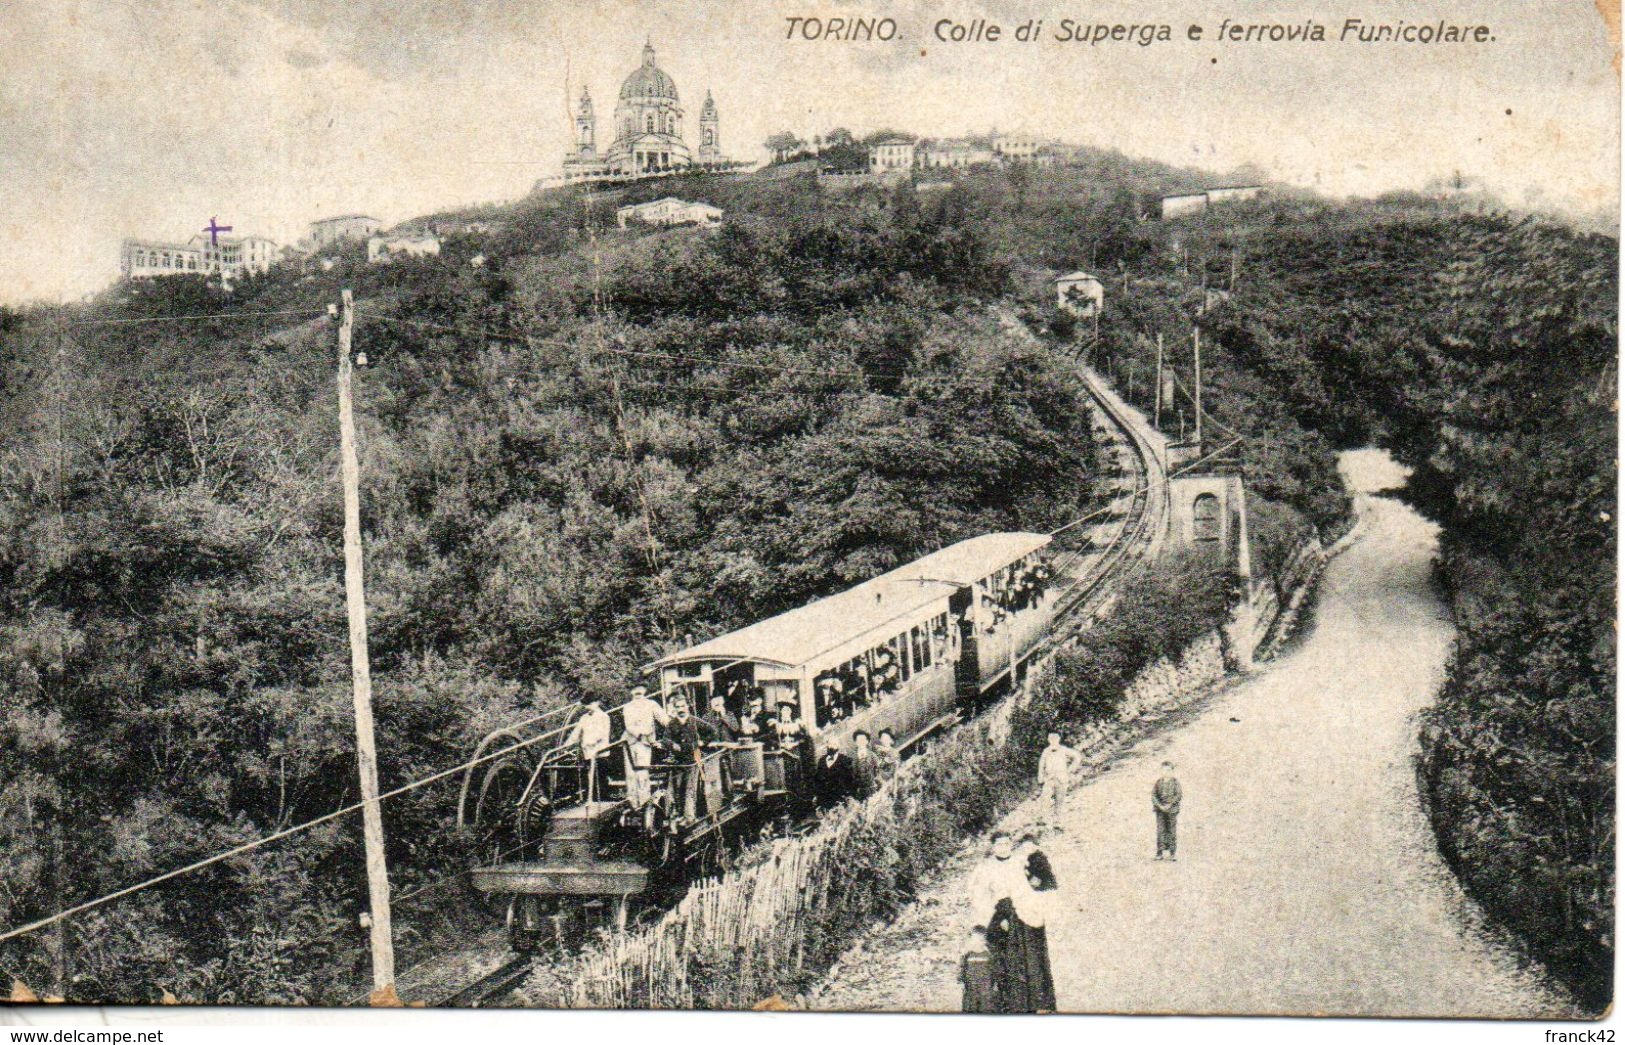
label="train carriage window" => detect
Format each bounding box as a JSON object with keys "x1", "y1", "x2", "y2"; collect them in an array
[
  {"x1": 932, "y1": 613, "x2": 951, "y2": 661},
  {"x1": 872, "y1": 641, "x2": 900, "y2": 695},
  {"x1": 1193, "y1": 493, "x2": 1222, "y2": 542},
  {"x1": 814, "y1": 668, "x2": 848, "y2": 726}
]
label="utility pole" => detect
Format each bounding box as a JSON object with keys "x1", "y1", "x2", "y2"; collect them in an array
[
  {"x1": 336, "y1": 289, "x2": 395, "y2": 999},
  {"x1": 1153, "y1": 332, "x2": 1164, "y2": 430},
  {"x1": 49, "y1": 821, "x2": 68, "y2": 999},
  {"x1": 1192, "y1": 325, "x2": 1203, "y2": 452}
]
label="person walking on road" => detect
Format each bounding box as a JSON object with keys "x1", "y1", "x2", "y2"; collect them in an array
[
  {"x1": 1152, "y1": 760, "x2": 1183, "y2": 861},
  {"x1": 1036, "y1": 731, "x2": 1081, "y2": 829}
]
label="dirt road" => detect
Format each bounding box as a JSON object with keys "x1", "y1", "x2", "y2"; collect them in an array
[{"x1": 809, "y1": 449, "x2": 1577, "y2": 1017}]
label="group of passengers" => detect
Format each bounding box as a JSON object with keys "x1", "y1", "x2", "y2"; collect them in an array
[
  {"x1": 565, "y1": 683, "x2": 821, "y2": 823},
  {"x1": 812, "y1": 728, "x2": 900, "y2": 806},
  {"x1": 565, "y1": 680, "x2": 905, "y2": 824},
  {"x1": 814, "y1": 626, "x2": 951, "y2": 721},
  {"x1": 711, "y1": 680, "x2": 811, "y2": 752},
  {"x1": 995, "y1": 561, "x2": 1056, "y2": 616}
]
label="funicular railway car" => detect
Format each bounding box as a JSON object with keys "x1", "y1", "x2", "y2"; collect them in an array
[
  {"x1": 655, "y1": 532, "x2": 1058, "y2": 756},
  {"x1": 459, "y1": 532, "x2": 1058, "y2": 952}
]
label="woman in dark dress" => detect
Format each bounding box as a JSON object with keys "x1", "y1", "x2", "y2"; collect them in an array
[
  {"x1": 1005, "y1": 849, "x2": 1059, "y2": 1013},
  {"x1": 967, "y1": 837, "x2": 1059, "y2": 1013}
]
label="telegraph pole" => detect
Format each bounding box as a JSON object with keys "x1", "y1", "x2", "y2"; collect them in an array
[
  {"x1": 336, "y1": 289, "x2": 395, "y2": 999},
  {"x1": 1153, "y1": 332, "x2": 1164, "y2": 430},
  {"x1": 1192, "y1": 325, "x2": 1204, "y2": 451}
]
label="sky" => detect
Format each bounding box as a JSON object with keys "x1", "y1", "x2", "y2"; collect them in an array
[{"x1": 0, "y1": 0, "x2": 1617, "y2": 304}]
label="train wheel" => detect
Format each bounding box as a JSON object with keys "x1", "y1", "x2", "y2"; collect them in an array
[{"x1": 470, "y1": 755, "x2": 539, "y2": 865}]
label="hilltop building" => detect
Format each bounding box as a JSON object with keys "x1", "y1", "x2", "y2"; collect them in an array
[
  {"x1": 367, "y1": 231, "x2": 442, "y2": 264},
  {"x1": 616, "y1": 197, "x2": 723, "y2": 228},
  {"x1": 1160, "y1": 185, "x2": 1266, "y2": 220},
  {"x1": 120, "y1": 233, "x2": 278, "y2": 281},
  {"x1": 563, "y1": 42, "x2": 726, "y2": 179},
  {"x1": 993, "y1": 135, "x2": 1043, "y2": 161},
  {"x1": 918, "y1": 139, "x2": 996, "y2": 168},
  {"x1": 868, "y1": 137, "x2": 915, "y2": 179},
  {"x1": 308, "y1": 215, "x2": 382, "y2": 248}
]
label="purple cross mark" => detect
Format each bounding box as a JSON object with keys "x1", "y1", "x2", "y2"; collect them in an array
[{"x1": 204, "y1": 216, "x2": 233, "y2": 245}]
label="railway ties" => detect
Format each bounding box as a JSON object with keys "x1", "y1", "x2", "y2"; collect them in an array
[
  {"x1": 1036, "y1": 357, "x2": 1167, "y2": 657},
  {"x1": 435, "y1": 955, "x2": 534, "y2": 1007}
]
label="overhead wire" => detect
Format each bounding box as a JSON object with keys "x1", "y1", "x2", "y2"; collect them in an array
[
  {"x1": 1166, "y1": 366, "x2": 1248, "y2": 444},
  {"x1": 68, "y1": 308, "x2": 328, "y2": 327},
  {"x1": 0, "y1": 706, "x2": 575, "y2": 946}
]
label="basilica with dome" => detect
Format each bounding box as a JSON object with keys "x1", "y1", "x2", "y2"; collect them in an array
[{"x1": 562, "y1": 42, "x2": 723, "y2": 180}]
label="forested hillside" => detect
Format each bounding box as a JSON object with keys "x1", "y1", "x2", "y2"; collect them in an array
[
  {"x1": 0, "y1": 174, "x2": 1106, "y2": 1001},
  {"x1": 1090, "y1": 196, "x2": 1616, "y2": 1010},
  {"x1": 0, "y1": 160, "x2": 1612, "y2": 1008}
]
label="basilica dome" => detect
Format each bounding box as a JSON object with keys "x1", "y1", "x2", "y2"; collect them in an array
[{"x1": 620, "y1": 43, "x2": 678, "y2": 100}]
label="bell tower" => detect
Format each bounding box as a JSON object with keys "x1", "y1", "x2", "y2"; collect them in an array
[
  {"x1": 698, "y1": 89, "x2": 720, "y2": 165},
  {"x1": 575, "y1": 87, "x2": 596, "y2": 158}
]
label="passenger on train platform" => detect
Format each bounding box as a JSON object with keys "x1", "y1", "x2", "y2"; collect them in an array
[
  {"x1": 661, "y1": 698, "x2": 720, "y2": 820},
  {"x1": 852, "y1": 730, "x2": 881, "y2": 798},
  {"x1": 747, "y1": 689, "x2": 773, "y2": 741},
  {"x1": 565, "y1": 697, "x2": 613, "y2": 804},
  {"x1": 726, "y1": 678, "x2": 753, "y2": 711},
  {"x1": 703, "y1": 694, "x2": 745, "y2": 742},
  {"x1": 875, "y1": 728, "x2": 901, "y2": 781},
  {"x1": 663, "y1": 698, "x2": 721, "y2": 822},
  {"x1": 773, "y1": 701, "x2": 807, "y2": 750},
  {"x1": 620, "y1": 685, "x2": 669, "y2": 810}
]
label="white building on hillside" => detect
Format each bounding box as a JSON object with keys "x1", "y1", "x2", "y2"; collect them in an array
[
  {"x1": 994, "y1": 135, "x2": 1045, "y2": 161},
  {"x1": 309, "y1": 215, "x2": 382, "y2": 248},
  {"x1": 367, "y1": 232, "x2": 442, "y2": 263},
  {"x1": 616, "y1": 197, "x2": 723, "y2": 228},
  {"x1": 868, "y1": 137, "x2": 915, "y2": 178},
  {"x1": 918, "y1": 139, "x2": 996, "y2": 168},
  {"x1": 120, "y1": 234, "x2": 279, "y2": 281},
  {"x1": 1160, "y1": 185, "x2": 1266, "y2": 220}
]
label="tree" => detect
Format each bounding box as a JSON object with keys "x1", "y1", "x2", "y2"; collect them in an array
[{"x1": 763, "y1": 132, "x2": 805, "y2": 164}]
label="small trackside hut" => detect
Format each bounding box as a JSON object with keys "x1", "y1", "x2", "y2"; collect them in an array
[{"x1": 459, "y1": 532, "x2": 1057, "y2": 952}]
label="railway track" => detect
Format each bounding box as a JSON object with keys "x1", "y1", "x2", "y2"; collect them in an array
[
  {"x1": 434, "y1": 955, "x2": 534, "y2": 1007},
  {"x1": 1036, "y1": 361, "x2": 1168, "y2": 655}
]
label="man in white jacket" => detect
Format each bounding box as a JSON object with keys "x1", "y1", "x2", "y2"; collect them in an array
[{"x1": 1036, "y1": 732, "x2": 1081, "y2": 829}]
